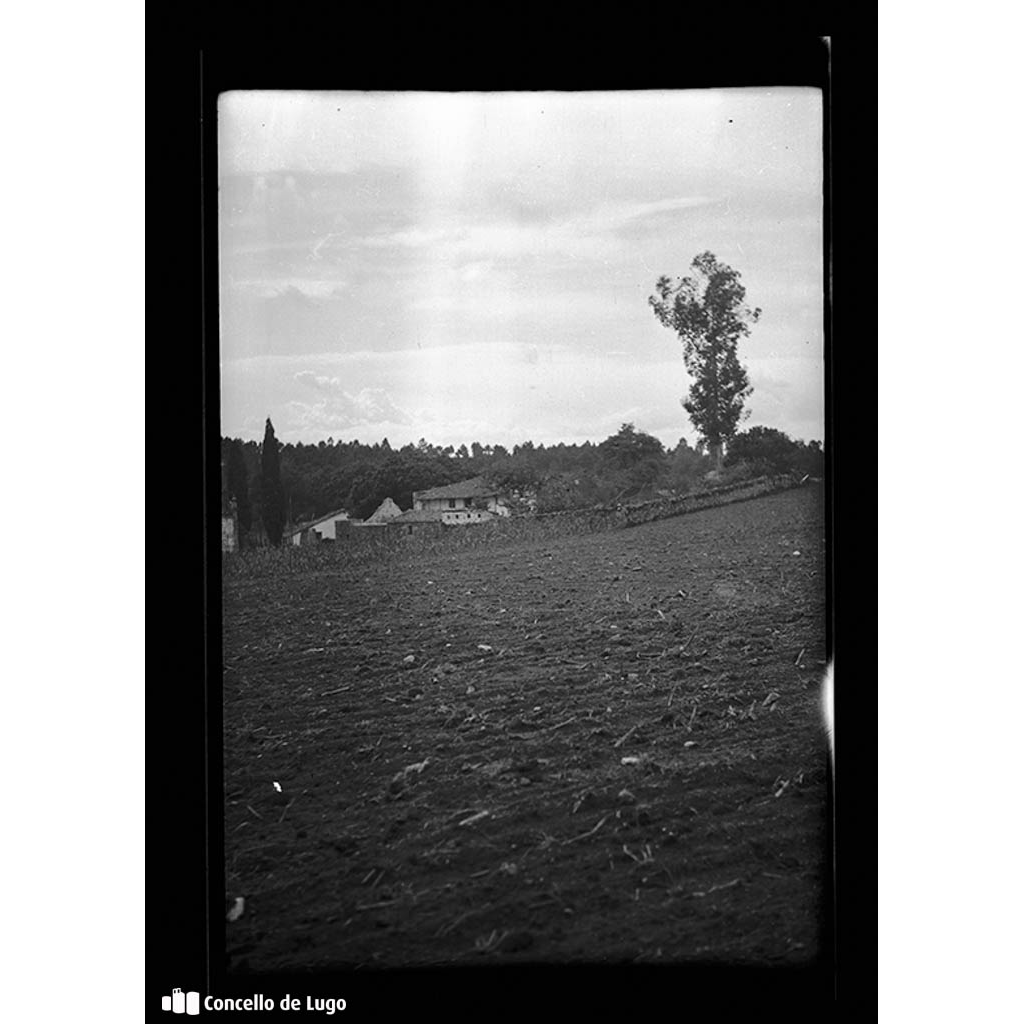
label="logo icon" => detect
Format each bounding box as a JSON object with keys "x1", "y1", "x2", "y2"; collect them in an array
[{"x1": 162, "y1": 988, "x2": 200, "y2": 1015}]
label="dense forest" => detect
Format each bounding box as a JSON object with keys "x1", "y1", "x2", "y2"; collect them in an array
[{"x1": 221, "y1": 423, "x2": 823, "y2": 549}]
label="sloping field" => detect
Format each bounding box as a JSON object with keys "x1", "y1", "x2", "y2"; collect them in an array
[{"x1": 221, "y1": 484, "x2": 828, "y2": 971}]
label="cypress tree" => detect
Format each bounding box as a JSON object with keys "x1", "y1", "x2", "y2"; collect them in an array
[{"x1": 260, "y1": 418, "x2": 286, "y2": 546}]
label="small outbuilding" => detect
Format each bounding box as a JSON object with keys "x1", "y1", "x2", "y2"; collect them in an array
[{"x1": 286, "y1": 508, "x2": 351, "y2": 546}]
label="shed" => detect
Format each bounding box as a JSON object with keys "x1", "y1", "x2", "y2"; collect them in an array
[{"x1": 286, "y1": 507, "x2": 351, "y2": 545}]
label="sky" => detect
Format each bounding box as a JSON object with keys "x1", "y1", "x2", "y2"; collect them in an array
[{"x1": 218, "y1": 89, "x2": 824, "y2": 451}]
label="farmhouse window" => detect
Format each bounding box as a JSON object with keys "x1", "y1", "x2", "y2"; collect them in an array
[{"x1": 448, "y1": 499, "x2": 456, "y2": 508}]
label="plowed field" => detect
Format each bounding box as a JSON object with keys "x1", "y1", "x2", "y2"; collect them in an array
[{"x1": 221, "y1": 484, "x2": 828, "y2": 971}]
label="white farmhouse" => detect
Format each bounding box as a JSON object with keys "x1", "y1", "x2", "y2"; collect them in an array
[{"x1": 411, "y1": 477, "x2": 510, "y2": 525}]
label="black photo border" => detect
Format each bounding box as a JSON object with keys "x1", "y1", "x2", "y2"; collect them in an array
[{"x1": 149, "y1": 29, "x2": 876, "y2": 1018}]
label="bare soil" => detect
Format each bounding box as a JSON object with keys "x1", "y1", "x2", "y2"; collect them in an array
[{"x1": 221, "y1": 485, "x2": 828, "y2": 972}]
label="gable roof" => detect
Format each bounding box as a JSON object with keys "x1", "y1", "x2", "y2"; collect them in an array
[
  {"x1": 285, "y1": 507, "x2": 349, "y2": 538},
  {"x1": 365, "y1": 496, "x2": 405, "y2": 523},
  {"x1": 413, "y1": 476, "x2": 497, "y2": 501}
]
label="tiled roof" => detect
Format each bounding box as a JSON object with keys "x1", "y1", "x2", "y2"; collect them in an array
[{"x1": 413, "y1": 476, "x2": 497, "y2": 501}]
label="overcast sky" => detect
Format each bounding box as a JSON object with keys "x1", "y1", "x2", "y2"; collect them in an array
[{"x1": 218, "y1": 89, "x2": 823, "y2": 450}]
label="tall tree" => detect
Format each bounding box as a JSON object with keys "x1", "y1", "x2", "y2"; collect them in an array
[
  {"x1": 260, "y1": 417, "x2": 286, "y2": 546},
  {"x1": 225, "y1": 439, "x2": 252, "y2": 546},
  {"x1": 649, "y1": 251, "x2": 760, "y2": 471}
]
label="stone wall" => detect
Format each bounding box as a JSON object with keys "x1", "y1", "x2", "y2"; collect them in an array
[{"x1": 226, "y1": 474, "x2": 807, "y2": 579}]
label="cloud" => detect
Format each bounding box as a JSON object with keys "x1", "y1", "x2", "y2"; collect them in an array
[
  {"x1": 286, "y1": 378, "x2": 412, "y2": 434},
  {"x1": 349, "y1": 388, "x2": 410, "y2": 423},
  {"x1": 460, "y1": 260, "x2": 494, "y2": 283},
  {"x1": 226, "y1": 343, "x2": 692, "y2": 448},
  {"x1": 229, "y1": 278, "x2": 347, "y2": 299},
  {"x1": 594, "y1": 195, "x2": 716, "y2": 229},
  {"x1": 294, "y1": 370, "x2": 341, "y2": 390},
  {"x1": 365, "y1": 226, "x2": 451, "y2": 250},
  {"x1": 219, "y1": 165, "x2": 420, "y2": 256},
  {"x1": 361, "y1": 194, "x2": 716, "y2": 270},
  {"x1": 217, "y1": 91, "x2": 824, "y2": 448},
  {"x1": 224, "y1": 340, "x2": 823, "y2": 451}
]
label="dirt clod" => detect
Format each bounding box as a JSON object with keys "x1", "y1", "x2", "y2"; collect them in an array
[{"x1": 222, "y1": 487, "x2": 827, "y2": 969}]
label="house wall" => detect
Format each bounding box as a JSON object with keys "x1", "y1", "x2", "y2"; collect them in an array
[
  {"x1": 440, "y1": 509, "x2": 495, "y2": 525},
  {"x1": 415, "y1": 495, "x2": 510, "y2": 515},
  {"x1": 390, "y1": 521, "x2": 446, "y2": 538},
  {"x1": 313, "y1": 515, "x2": 348, "y2": 540},
  {"x1": 306, "y1": 513, "x2": 350, "y2": 541},
  {"x1": 415, "y1": 496, "x2": 469, "y2": 512},
  {"x1": 289, "y1": 512, "x2": 350, "y2": 545}
]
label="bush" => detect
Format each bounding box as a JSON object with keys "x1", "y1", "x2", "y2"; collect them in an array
[
  {"x1": 726, "y1": 427, "x2": 823, "y2": 476},
  {"x1": 715, "y1": 459, "x2": 770, "y2": 484}
]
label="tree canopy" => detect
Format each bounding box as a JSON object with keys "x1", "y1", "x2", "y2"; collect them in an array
[
  {"x1": 598, "y1": 423, "x2": 665, "y2": 469},
  {"x1": 649, "y1": 251, "x2": 760, "y2": 469},
  {"x1": 725, "y1": 426, "x2": 824, "y2": 477},
  {"x1": 221, "y1": 416, "x2": 820, "y2": 545},
  {"x1": 593, "y1": 423, "x2": 667, "y2": 502}
]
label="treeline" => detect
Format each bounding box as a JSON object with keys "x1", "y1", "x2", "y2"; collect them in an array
[{"x1": 221, "y1": 423, "x2": 822, "y2": 549}]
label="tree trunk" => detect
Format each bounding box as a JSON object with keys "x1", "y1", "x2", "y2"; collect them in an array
[{"x1": 710, "y1": 440, "x2": 724, "y2": 473}]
